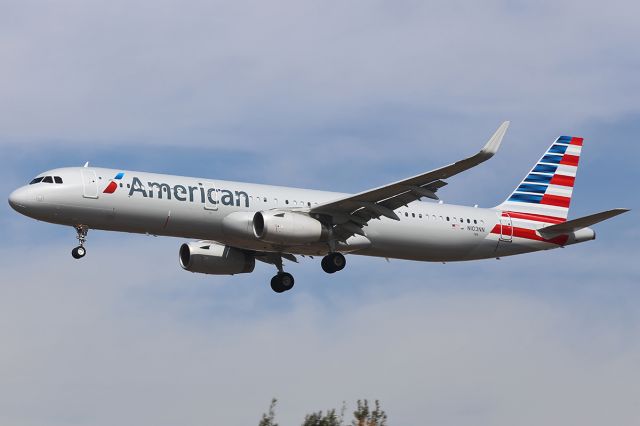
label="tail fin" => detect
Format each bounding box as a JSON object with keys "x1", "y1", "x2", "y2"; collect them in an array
[{"x1": 496, "y1": 135, "x2": 583, "y2": 221}]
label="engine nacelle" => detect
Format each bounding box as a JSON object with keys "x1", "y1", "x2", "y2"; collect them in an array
[
  {"x1": 179, "y1": 241, "x2": 255, "y2": 275},
  {"x1": 221, "y1": 211, "x2": 256, "y2": 239},
  {"x1": 253, "y1": 211, "x2": 326, "y2": 244}
]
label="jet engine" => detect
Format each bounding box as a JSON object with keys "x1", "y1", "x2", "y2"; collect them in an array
[
  {"x1": 179, "y1": 241, "x2": 255, "y2": 275},
  {"x1": 252, "y1": 211, "x2": 328, "y2": 244}
]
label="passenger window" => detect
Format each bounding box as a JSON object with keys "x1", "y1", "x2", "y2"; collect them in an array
[
  {"x1": 412, "y1": 213, "x2": 415, "y2": 218},
  {"x1": 307, "y1": 202, "x2": 311, "y2": 207},
  {"x1": 467, "y1": 219, "x2": 470, "y2": 223},
  {"x1": 264, "y1": 197, "x2": 267, "y2": 202},
  {"x1": 460, "y1": 218, "x2": 464, "y2": 223},
  {"x1": 419, "y1": 214, "x2": 422, "y2": 219},
  {"x1": 474, "y1": 219, "x2": 477, "y2": 224},
  {"x1": 405, "y1": 212, "x2": 408, "y2": 217},
  {"x1": 29, "y1": 177, "x2": 44, "y2": 185},
  {"x1": 446, "y1": 216, "x2": 450, "y2": 221},
  {"x1": 285, "y1": 200, "x2": 289, "y2": 204},
  {"x1": 54, "y1": 176, "x2": 63, "y2": 184},
  {"x1": 43, "y1": 176, "x2": 53, "y2": 183}
]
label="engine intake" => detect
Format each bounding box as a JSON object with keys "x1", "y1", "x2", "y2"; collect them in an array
[
  {"x1": 179, "y1": 241, "x2": 255, "y2": 275},
  {"x1": 253, "y1": 211, "x2": 326, "y2": 244}
]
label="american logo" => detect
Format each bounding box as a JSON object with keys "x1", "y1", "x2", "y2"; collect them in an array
[
  {"x1": 104, "y1": 172, "x2": 250, "y2": 208},
  {"x1": 103, "y1": 172, "x2": 125, "y2": 194}
]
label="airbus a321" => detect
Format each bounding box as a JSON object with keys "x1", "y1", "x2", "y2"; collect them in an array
[{"x1": 8, "y1": 122, "x2": 629, "y2": 292}]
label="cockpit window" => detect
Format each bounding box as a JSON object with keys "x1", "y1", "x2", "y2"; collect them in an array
[
  {"x1": 42, "y1": 176, "x2": 53, "y2": 183},
  {"x1": 54, "y1": 176, "x2": 63, "y2": 184},
  {"x1": 29, "y1": 177, "x2": 44, "y2": 185}
]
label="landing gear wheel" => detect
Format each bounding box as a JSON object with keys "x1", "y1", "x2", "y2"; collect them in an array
[
  {"x1": 321, "y1": 252, "x2": 346, "y2": 273},
  {"x1": 71, "y1": 246, "x2": 86, "y2": 259},
  {"x1": 72, "y1": 225, "x2": 89, "y2": 260},
  {"x1": 270, "y1": 272, "x2": 295, "y2": 293}
]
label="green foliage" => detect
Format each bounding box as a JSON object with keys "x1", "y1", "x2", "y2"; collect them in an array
[
  {"x1": 259, "y1": 398, "x2": 279, "y2": 426},
  {"x1": 301, "y1": 410, "x2": 336, "y2": 426},
  {"x1": 352, "y1": 400, "x2": 387, "y2": 426},
  {"x1": 258, "y1": 398, "x2": 387, "y2": 426},
  {"x1": 301, "y1": 405, "x2": 345, "y2": 426}
]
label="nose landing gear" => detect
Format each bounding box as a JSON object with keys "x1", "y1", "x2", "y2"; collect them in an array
[
  {"x1": 72, "y1": 225, "x2": 88, "y2": 259},
  {"x1": 321, "y1": 252, "x2": 346, "y2": 274}
]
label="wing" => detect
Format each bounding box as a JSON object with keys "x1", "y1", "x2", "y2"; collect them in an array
[{"x1": 310, "y1": 121, "x2": 510, "y2": 240}]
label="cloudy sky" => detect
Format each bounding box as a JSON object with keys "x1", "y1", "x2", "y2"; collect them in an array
[{"x1": 1, "y1": 0, "x2": 639, "y2": 424}]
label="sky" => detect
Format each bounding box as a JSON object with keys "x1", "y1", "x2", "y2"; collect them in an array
[{"x1": 1, "y1": 0, "x2": 639, "y2": 425}]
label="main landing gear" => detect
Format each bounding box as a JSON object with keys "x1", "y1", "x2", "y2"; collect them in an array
[
  {"x1": 270, "y1": 255, "x2": 295, "y2": 293},
  {"x1": 268, "y1": 252, "x2": 346, "y2": 293},
  {"x1": 71, "y1": 225, "x2": 88, "y2": 259},
  {"x1": 271, "y1": 272, "x2": 295, "y2": 293},
  {"x1": 321, "y1": 252, "x2": 346, "y2": 274}
]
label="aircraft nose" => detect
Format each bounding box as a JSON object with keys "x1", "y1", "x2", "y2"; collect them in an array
[{"x1": 8, "y1": 187, "x2": 29, "y2": 212}]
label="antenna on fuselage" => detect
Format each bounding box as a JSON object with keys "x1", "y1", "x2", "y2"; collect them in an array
[{"x1": 83, "y1": 162, "x2": 89, "y2": 168}]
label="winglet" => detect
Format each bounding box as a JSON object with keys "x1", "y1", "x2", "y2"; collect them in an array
[{"x1": 479, "y1": 121, "x2": 510, "y2": 160}]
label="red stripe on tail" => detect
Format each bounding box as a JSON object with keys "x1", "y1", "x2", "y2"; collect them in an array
[
  {"x1": 549, "y1": 174, "x2": 575, "y2": 187},
  {"x1": 560, "y1": 154, "x2": 580, "y2": 167},
  {"x1": 540, "y1": 194, "x2": 571, "y2": 208}
]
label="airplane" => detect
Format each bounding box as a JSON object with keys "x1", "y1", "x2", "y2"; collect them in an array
[{"x1": 8, "y1": 122, "x2": 629, "y2": 293}]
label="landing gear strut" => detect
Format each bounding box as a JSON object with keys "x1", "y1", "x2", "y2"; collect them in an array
[
  {"x1": 270, "y1": 255, "x2": 295, "y2": 293},
  {"x1": 321, "y1": 252, "x2": 346, "y2": 274},
  {"x1": 72, "y1": 225, "x2": 88, "y2": 259}
]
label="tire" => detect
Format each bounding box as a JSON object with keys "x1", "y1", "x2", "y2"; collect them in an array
[
  {"x1": 321, "y1": 256, "x2": 336, "y2": 273},
  {"x1": 330, "y1": 253, "x2": 346, "y2": 271},
  {"x1": 270, "y1": 273, "x2": 294, "y2": 293},
  {"x1": 322, "y1": 253, "x2": 346, "y2": 273},
  {"x1": 270, "y1": 278, "x2": 285, "y2": 293},
  {"x1": 71, "y1": 246, "x2": 85, "y2": 259},
  {"x1": 279, "y1": 272, "x2": 294, "y2": 290}
]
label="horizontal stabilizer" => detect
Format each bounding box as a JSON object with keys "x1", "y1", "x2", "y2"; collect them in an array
[{"x1": 538, "y1": 208, "x2": 629, "y2": 236}]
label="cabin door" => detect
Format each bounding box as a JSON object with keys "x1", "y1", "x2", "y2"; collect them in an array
[
  {"x1": 203, "y1": 180, "x2": 218, "y2": 211},
  {"x1": 499, "y1": 213, "x2": 513, "y2": 242},
  {"x1": 81, "y1": 169, "x2": 99, "y2": 199}
]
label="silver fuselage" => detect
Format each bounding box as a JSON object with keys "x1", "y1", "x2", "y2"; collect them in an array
[{"x1": 8, "y1": 167, "x2": 593, "y2": 262}]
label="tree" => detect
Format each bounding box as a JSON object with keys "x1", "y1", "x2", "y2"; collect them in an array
[
  {"x1": 301, "y1": 405, "x2": 345, "y2": 426},
  {"x1": 352, "y1": 400, "x2": 387, "y2": 426},
  {"x1": 259, "y1": 398, "x2": 279, "y2": 426}
]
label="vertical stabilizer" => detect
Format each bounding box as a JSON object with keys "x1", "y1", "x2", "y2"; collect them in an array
[{"x1": 496, "y1": 136, "x2": 583, "y2": 222}]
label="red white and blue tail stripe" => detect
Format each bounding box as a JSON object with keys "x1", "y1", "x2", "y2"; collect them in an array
[{"x1": 497, "y1": 135, "x2": 583, "y2": 222}]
